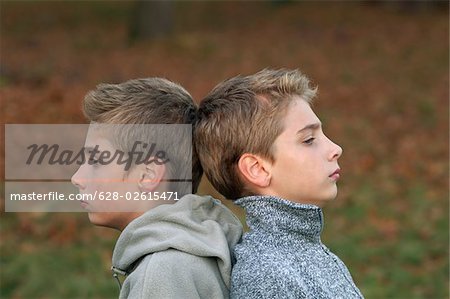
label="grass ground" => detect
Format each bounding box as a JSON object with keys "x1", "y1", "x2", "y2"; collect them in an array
[{"x1": 1, "y1": 1, "x2": 448, "y2": 298}]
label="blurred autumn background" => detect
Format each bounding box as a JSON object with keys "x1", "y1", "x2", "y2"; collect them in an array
[{"x1": 1, "y1": 1, "x2": 448, "y2": 298}]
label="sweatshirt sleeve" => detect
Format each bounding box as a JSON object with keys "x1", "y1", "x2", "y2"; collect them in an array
[{"x1": 128, "y1": 249, "x2": 229, "y2": 299}]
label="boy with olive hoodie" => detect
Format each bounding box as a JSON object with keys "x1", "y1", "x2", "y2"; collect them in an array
[{"x1": 72, "y1": 78, "x2": 242, "y2": 298}]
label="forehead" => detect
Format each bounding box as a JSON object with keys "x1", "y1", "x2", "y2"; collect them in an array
[
  {"x1": 85, "y1": 125, "x2": 115, "y2": 151},
  {"x1": 283, "y1": 97, "x2": 320, "y2": 129}
]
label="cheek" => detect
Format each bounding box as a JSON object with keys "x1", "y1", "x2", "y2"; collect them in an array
[
  {"x1": 94, "y1": 166, "x2": 127, "y2": 188},
  {"x1": 302, "y1": 153, "x2": 325, "y2": 176}
]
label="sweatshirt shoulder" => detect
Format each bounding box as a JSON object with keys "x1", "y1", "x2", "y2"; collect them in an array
[
  {"x1": 130, "y1": 249, "x2": 228, "y2": 299},
  {"x1": 146, "y1": 249, "x2": 222, "y2": 274}
]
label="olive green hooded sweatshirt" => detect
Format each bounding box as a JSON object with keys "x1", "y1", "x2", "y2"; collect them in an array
[{"x1": 111, "y1": 194, "x2": 243, "y2": 299}]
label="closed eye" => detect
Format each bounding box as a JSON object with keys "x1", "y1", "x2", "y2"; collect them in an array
[
  {"x1": 304, "y1": 137, "x2": 315, "y2": 145},
  {"x1": 88, "y1": 158, "x2": 99, "y2": 165}
]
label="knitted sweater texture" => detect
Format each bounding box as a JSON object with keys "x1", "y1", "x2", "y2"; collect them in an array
[{"x1": 231, "y1": 196, "x2": 364, "y2": 299}]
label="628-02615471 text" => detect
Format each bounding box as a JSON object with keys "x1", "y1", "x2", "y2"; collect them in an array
[
  {"x1": 96, "y1": 191, "x2": 179, "y2": 201},
  {"x1": 8, "y1": 191, "x2": 179, "y2": 201}
]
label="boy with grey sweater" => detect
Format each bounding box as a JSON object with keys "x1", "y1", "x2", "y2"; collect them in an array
[{"x1": 195, "y1": 69, "x2": 364, "y2": 298}]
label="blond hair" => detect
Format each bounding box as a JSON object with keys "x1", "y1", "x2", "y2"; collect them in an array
[
  {"x1": 84, "y1": 78, "x2": 202, "y2": 194},
  {"x1": 194, "y1": 69, "x2": 317, "y2": 199}
]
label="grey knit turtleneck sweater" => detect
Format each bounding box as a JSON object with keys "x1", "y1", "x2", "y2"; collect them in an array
[{"x1": 231, "y1": 195, "x2": 364, "y2": 299}]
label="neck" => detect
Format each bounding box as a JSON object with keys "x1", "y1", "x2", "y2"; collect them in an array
[{"x1": 115, "y1": 212, "x2": 144, "y2": 231}]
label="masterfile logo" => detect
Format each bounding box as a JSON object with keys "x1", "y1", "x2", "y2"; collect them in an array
[{"x1": 5, "y1": 124, "x2": 192, "y2": 212}]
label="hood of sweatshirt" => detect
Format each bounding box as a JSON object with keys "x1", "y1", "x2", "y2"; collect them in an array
[{"x1": 111, "y1": 194, "x2": 243, "y2": 288}]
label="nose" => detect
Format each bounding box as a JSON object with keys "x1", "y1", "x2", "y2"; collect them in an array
[
  {"x1": 327, "y1": 138, "x2": 343, "y2": 161},
  {"x1": 71, "y1": 167, "x2": 86, "y2": 190}
]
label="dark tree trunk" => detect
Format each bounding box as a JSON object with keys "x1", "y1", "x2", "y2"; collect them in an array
[{"x1": 129, "y1": 0, "x2": 173, "y2": 42}]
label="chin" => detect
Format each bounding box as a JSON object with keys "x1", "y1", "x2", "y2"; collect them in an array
[
  {"x1": 87, "y1": 212, "x2": 116, "y2": 229},
  {"x1": 316, "y1": 193, "x2": 338, "y2": 206},
  {"x1": 325, "y1": 193, "x2": 338, "y2": 202},
  {"x1": 326, "y1": 186, "x2": 338, "y2": 200}
]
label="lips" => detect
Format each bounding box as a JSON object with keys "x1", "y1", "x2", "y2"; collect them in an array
[
  {"x1": 329, "y1": 168, "x2": 341, "y2": 180},
  {"x1": 80, "y1": 200, "x2": 89, "y2": 209}
]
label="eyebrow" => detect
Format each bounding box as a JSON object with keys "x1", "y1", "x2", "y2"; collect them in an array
[{"x1": 296, "y1": 122, "x2": 322, "y2": 134}]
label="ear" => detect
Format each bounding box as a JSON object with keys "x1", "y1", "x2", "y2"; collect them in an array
[
  {"x1": 237, "y1": 153, "x2": 272, "y2": 189},
  {"x1": 138, "y1": 160, "x2": 166, "y2": 192}
]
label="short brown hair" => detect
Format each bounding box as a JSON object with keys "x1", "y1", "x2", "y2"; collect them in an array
[
  {"x1": 83, "y1": 77, "x2": 202, "y2": 194},
  {"x1": 194, "y1": 69, "x2": 317, "y2": 200}
]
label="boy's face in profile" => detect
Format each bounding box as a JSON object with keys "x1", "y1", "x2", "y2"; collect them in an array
[
  {"x1": 71, "y1": 127, "x2": 145, "y2": 230},
  {"x1": 265, "y1": 97, "x2": 343, "y2": 207}
]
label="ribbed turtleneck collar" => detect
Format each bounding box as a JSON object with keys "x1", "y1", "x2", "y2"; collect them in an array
[{"x1": 235, "y1": 195, "x2": 324, "y2": 242}]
